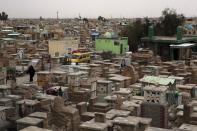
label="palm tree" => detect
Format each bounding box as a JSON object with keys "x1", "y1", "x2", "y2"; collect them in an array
[
  {"x1": 1, "y1": 12, "x2": 8, "y2": 21},
  {"x1": 2, "y1": 12, "x2": 6, "y2": 21},
  {"x1": 5, "y1": 14, "x2": 8, "y2": 21},
  {"x1": 98, "y1": 16, "x2": 107, "y2": 22},
  {"x1": 98, "y1": 16, "x2": 102, "y2": 21}
]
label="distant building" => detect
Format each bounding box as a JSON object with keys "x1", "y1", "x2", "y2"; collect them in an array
[
  {"x1": 95, "y1": 32, "x2": 129, "y2": 54},
  {"x1": 91, "y1": 32, "x2": 100, "y2": 41},
  {"x1": 48, "y1": 37, "x2": 79, "y2": 57},
  {"x1": 184, "y1": 18, "x2": 197, "y2": 35},
  {"x1": 141, "y1": 26, "x2": 197, "y2": 61}
]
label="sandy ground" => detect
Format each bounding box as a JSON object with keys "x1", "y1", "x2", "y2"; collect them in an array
[
  {"x1": 15, "y1": 64, "x2": 60, "y2": 85},
  {"x1": 16, "y1": 74, "x2": 37, "y2": 85}
]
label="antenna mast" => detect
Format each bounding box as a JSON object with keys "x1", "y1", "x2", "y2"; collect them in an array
[{"x1": 57, "y1": 11, "x2": 59, "y2": 19}]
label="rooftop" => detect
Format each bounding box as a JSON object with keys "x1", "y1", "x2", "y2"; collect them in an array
[
  {"x1": 177, "y1": 84, "x2": 194, "y2": 90},
  {"x1": 113, "y1": 116, "x2": 139, "y2": 126},
  {"x1": 145, "y1": 127, "x2": 173, "y2": 131},
  {"x1": 16, "y1": 99, "x2": 39, "y2": 106},
  {"x1": 179, "y1": 123, "x2": 197, "y2": 131},
  {"x1": 122, "y1": 100, "x2": 143, "y2": 108},
  {"x1": 170, "y1": 43, "x2": 196, "y2": 48},
  {"x1": 107, "y1": 109, "x2": 130, "y2": 117},
  {"x1": 114, "y1": 88, "x2": 131, "y2": 95},
  {"x1": 16, "y1": 117, "x2": 43, "y2": 125},
  {"x1": 0, "y1": 85, "x2": 11, "y2": 89},
  {"x1": 0, "y1": 106, "x2": 13, "y2": 112},
  {"x1": 80, "y1": 121, "x2": 108, "y2": 130},
  {"x1": 109, "y1": 76, "x2": 131, "y2": 81},
  {"x1": 97, "y1": 80, "x2": 112, "y2": 84},
  {"x1": 19, "y1": 126, "x2": 52, "y2": 131},
  {"x1": 1, "y1": 38, "x2": 16, "y2": 41},
  {"x1": 141, "y1": 36, "x2": 197, "y2": 44},
  {"x1": 140, "y1": 76, "x2": 175, "y2": 86},
  {"x1": 94, "y1": 102, "x2": 109, "y2": 107},
  {"x1": 28, "y1": 112, "x2": 47, "y2": 119},
  {"x1": 144, "y1": 85, "x2": 168, "y2": 92}
]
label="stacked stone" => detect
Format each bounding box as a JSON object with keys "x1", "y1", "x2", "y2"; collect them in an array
[
  {"x1": 37, "y1": 71, "x2": 51, "y2": 87},
  {"x1": 190, "y1": 67, "x2": 197, "y2": 84},
  {"x1": 89, "y1": 64, "x2": 102, "y2": 77}
]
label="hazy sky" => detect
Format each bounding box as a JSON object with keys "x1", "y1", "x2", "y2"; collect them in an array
[{"x1": 0, "y1": 0, "x2": 196, "y2": 18}]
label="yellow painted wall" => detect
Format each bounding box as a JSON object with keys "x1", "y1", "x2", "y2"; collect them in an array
[{"x1": 49, "y1": 40, "x2": 65, "y2": 56}]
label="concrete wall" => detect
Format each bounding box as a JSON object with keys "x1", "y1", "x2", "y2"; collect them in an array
[
  {"x1": 141, "y1": 102, "x2": 168, "y2": 128},
  {"x1": 95, "y1": 37, "x2": 129, "y2": 54},
  {"x1": 48, "y1": 37, "x2": 79, "y2": 57}
]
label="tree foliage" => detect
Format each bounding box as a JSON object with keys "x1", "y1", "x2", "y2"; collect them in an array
[
  {"x1": 143, "y1": 17, "x2": 151, "y2": 36},
  {"x1": 0, "y1": 12, "x2": 8, "y2": 21},
  {"x1": 120, "y1": 19, "x2": 146, "y2": 52},
  {"x1": 98, "y1": 16, "x2": 107, "y2": 22},
  {"x1": 156, "y1": 8, "x2": 185, "y2": 36},
  {"x1": 120, "y1": 8, "x2": 185, "y2": 52},
  {"x1": 83, "y1": 18, "x2": 89, "y2": 23},
  {"x1": 40, "y1": 16, "x2": 43, "y2": 21}
]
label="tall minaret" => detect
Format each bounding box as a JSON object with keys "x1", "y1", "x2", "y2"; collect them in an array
[{"x1": 57, "y1": 11, "x2": 59, "y2": 19}]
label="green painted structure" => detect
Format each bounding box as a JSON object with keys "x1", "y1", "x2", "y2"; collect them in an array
[
  {"x1": 95, "y1": 37, "x2": 129, "y2": 54},
  {"x1": 141, "y1": 26, "x2": 197, "y2": 61}
]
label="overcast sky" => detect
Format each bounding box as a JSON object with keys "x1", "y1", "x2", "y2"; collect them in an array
[{"x1": 0, "y1": 0, "x2": 196, "y2": 18}]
